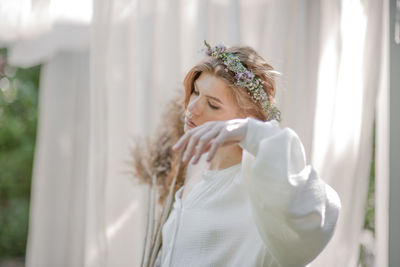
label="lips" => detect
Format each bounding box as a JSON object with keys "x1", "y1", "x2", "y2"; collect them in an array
[{"x1": 185, "y1": 117, "x2": 197, "y2": 127}]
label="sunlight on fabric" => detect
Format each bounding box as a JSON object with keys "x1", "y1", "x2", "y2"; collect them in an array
[
  {"x1": 313, "y1": 0, "x2": 367, "y2": 169},
  {"x1": 0, "y1": 0, "x2": 42, "y2": 42},
  {"x1": 0, "y1": 0, "x2": 31, "y2": 26},
  {"x1": 0, "y1": 0, "x2": 92, "y2": 43},
  {"x1": 184, "y1": 0, "x2": 198, "y2": 26},
  {"x1": 332, "y1": 0, "x2": 366, "y2": 159},
  {"x1": 312, "y1": 37, "x2": 338, "y2": 168},
  {"x1": 49, "y1": 0, "x2": 92, "y2": 24},
  {"x1": 111, "y1": 0, "x2": 137, "y2": 22},
  {"x1": 106, "y1": 200, "x2": 139, "y2": 240},
  {"x1": 85, "y1": 201, "x2": 139, "y2": 267}
]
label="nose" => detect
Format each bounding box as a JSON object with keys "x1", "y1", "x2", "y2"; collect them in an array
[{"x1": 187, "y1": 96, "x2": 202, "y2": 116}]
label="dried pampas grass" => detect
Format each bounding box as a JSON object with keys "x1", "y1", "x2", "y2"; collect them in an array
[
  {"x1": 129, "y1": 91, "x2": 188, "y2": 267},
  {"x1": 130, "y1": 91, "x2": 187, "y2": 205}
]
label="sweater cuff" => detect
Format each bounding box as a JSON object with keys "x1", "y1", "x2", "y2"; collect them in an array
[{"x1": 239, "y1": 117, "x2": 281, "y2": 156}]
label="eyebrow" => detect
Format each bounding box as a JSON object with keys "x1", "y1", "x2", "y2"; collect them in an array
[{"x1": 194, "y1": 81, "x2": 223, "y2": 105}]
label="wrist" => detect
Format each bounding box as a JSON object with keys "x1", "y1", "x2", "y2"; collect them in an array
[{"x1": 238, "y1": 117, "x2": 251, "y2": 148}]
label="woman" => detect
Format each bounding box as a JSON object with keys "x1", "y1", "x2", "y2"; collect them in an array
[{"x1": 134, "y1": 41, "x2": 341, "y2": 267}]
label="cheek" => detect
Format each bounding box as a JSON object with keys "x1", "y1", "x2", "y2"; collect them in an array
[{"x1": 220, "y1": 106, "x2": 243, "y2": 120}]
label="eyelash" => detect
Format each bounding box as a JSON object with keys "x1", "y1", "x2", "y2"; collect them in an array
[{"x1": 192, "y1": 89, "x2": 220, "y2": 110}]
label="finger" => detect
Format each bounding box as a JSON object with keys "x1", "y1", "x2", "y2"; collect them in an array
[
  {"x1": 182, "y1": 136, "x2": 197, "y2": 163},
  {"x1": 172, "y1": 131, "x2": 193, "y2": 152},
  {"x1": 172, "y1": 122, "x2": 210, "y2": 151},
  {"x1": 192, "y1": 143, "x2": 213, "y2": 164},
  {"x1": 206, "y1": 131, "x2": 227, "y2": 162},
  {"x1": 186, "y1": 122, "x2": 219, "y2": 163},
  {"x1": 191, "y1": 128, "x2": 220, "y2": 164},
  {"x1": 182, "y1": 126, "x2": 211, "y2": 163}
]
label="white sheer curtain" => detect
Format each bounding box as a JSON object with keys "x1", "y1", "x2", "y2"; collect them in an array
[
  {"x1": 0, "y1": 0, "x2": 388, "y2": 266},
  {"x1": 26, "y1": 50, "x2": 91, "y2": 266},
  {"x1": 309, "y1": 0, "x2": 386, "y2": 265}
]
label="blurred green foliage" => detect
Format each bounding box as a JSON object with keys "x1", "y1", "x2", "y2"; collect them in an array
[
  {"x1": 358, "y1": 120, "x2": 376, "y2": 267},
  {"x1": 364, "y1": 121, "x2": 375, "y2": 234},
  {"x1": 0, "y1": 48, "x2": 40, "y2": 260}
]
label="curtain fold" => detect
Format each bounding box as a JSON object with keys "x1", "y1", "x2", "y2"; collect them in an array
[
  {"x1": 25, "y1": 51, "x2": 90, "y2": 267},
  {"x1": 309, "y1": 0, "x2": 385, "y2": 265}
]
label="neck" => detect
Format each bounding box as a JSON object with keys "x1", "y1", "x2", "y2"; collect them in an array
[{"x1": 208, "y1": 144, "x2": 242, "y2": 170}]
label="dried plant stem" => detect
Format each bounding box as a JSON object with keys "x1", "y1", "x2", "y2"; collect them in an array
[
  {"x1": 140, "y1": 183, "x2": 151, "y2": 267},
  {"x1": 141, "y1": 174, "x2": 158, "y2": 267},
  {"x1": 147, "y1": 149, "x2": 185, "y2": 267},
  {"x1": 149, "y1": 175, "x2": 158, "y2": 262}
]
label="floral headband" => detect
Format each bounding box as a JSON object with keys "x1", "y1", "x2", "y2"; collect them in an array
[{"x1": 203, "y1": 40, "x2": 281, "y2": 122}]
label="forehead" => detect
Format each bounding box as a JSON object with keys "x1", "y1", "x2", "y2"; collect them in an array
[{"x1": 194, "y1": 72, "x2": 233, "y2": 102}]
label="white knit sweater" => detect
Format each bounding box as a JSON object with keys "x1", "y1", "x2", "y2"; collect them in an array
[{"x1": 157, "y1": 117, "x2": 341, "y2": 267}]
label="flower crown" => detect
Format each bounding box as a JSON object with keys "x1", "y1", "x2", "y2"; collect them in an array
[{"x1": 203, "y1": 40, "x2": 281, "y2": 122}]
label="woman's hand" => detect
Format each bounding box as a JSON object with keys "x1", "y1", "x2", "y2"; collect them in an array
[{"x1": 172, "y1": 118, "x2": 249, "y2": 164}]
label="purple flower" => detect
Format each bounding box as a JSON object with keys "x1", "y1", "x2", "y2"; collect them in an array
[
  {"x1": 244, "y1": 70, "x2": 254, "y2": 79},
  {"x1": 216, "y1": 45, "x2": 225, "y2": 54},
  {"x1": 235, "y1": 73, "x2": 243, "y2": 80}
]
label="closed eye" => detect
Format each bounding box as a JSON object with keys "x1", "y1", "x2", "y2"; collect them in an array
[
  {"x1": 192, "y1": 89, "x2": 220, "y2": 110},
  {"x1": 208, "y1": 102, "x2": 219, "y2": 110}
]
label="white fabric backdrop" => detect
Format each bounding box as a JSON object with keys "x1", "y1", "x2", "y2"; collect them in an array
[
  {"x1": 310, "y1": 0, "x2": 386, "y2": 265},
  {"x1": 0, "y1": 0, "x2": 388, "y2": 266},
  {"x1": 26, "y1": 51, "x2": 90, "y2": 266}
]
